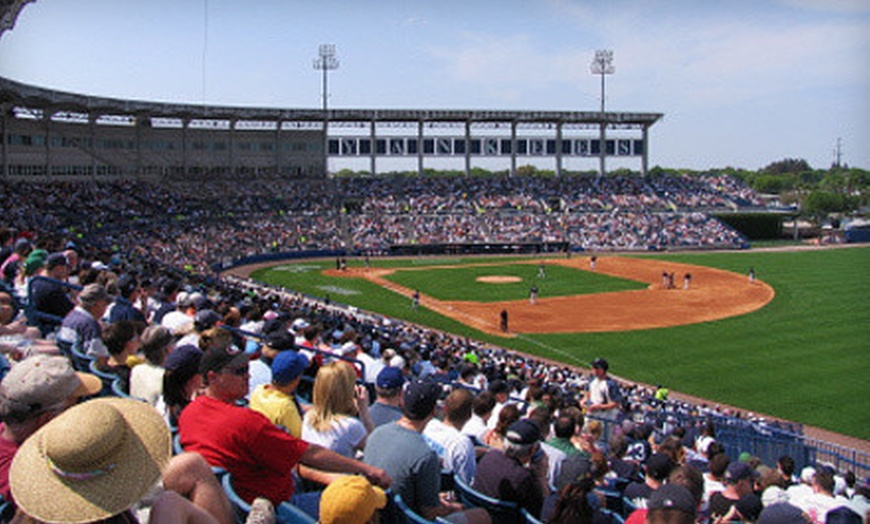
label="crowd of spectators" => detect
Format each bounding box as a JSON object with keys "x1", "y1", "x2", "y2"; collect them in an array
[
  {"x1": 1, "y1": 173, "x2": 865, "y2": 522},
  {"x1": 0, "y1": 173, "x2": 756, "y2": 273}
]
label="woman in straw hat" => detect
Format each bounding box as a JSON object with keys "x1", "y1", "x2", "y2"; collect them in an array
[{"x1": 8, "y1": 397, "x2": 235, "y2": 524}]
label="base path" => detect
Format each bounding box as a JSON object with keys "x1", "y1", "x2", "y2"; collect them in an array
[{"x1": 323, "y1": 256, "x2": 775, "y2": 337}]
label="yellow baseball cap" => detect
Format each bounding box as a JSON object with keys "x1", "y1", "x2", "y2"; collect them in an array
[{"x1": 319, "y1": 475, "x2": 387, "y2": 524}]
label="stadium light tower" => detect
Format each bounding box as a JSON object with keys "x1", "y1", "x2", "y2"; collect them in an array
[
  {"x1": 590, "y1": 49, "x2": 614, "y2": 177},
  {"x1": 313, "y1": 44, "x2": 339, "y2": 112},
  {"x1": 313, "y1": 44, "x2": 339, "y2": 175}
]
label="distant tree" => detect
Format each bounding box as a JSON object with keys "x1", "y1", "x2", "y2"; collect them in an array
[
  {"x1": 469, "y1": 167, "x2": 493, "y2": 178},
  {"x1": 762, "y1": 158, "x2": 812, "y2": 174},
  {"x1": 802, "y1": 191, "x2": 859, "y2": 224},
  {"x1": 334, "y1": 168, "x2": 358, "y2": 178},
  {"x1": 648, "y1": 165, "x2": 667, "y2": 178},
  {"x1": 820, "y1": 172, "x2": 847, "y2": 193},
  {"x1": 516, "y1": 165, "x2": 538, "y2": 177},
  {"x1": 749, "y1": 173, "x2": 797, "y2": 194},
  {"x1": 609, "y1": 167, "x2": 637, "y2": 177}
]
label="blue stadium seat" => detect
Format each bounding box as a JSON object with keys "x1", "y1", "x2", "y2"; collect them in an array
[
  {"x1": 110, "y1": 377, "x2": 141, "y2": 400},
  {"x1": 520, "y1": 507, "x2": 544, "y2": 524},
  {"x1": 0, "y1": 494, "x2": 15, "y2": 522},
  {"x1": 172, "y1": 432, "x2": 185, "y2": 455},
  {"x1": 595, "y1": 488, "x2": 624, "y2": 516},
  {"x1": 223, "y1": 473, "x2": 310, "y2": 524},
  {"x1": 221, "y1": 473, "x2": 250, "y2": 524},
  {"x1": 621, "y1": 496, "x2": 638, "y2": 519},
  {"x1": 392, "y1": 493, "x2": 451, "y2": 524},
  {"x1": 452, "y1": 473, "x2": 520, "y2": 523},
  {"x1": 601, "y1": 507, "x2": 625, "y2": 524},
  {"x1": 276, "y1": 500, "x2": 317, "y2": 524},
  {"x1": 69, "y1": 341, "x2": 95, "y2": 372},
  {"x1": 88, "y1": 359, "x2": 120, "y2": 395}
]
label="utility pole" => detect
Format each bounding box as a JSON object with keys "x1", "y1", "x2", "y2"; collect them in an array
[{"x1": 590, "y1": 50, "x2": 614, "y2": 178}]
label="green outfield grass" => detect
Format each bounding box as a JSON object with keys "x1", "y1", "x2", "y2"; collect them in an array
[
  {"x1": 251, "y1": 247, "x2": 870, "y2": 440},
  {"x1": 384, "y1": 262, "x2": 646, "y2": 302}
]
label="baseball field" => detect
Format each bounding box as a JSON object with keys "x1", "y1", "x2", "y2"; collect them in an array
[{"x1": 244, "y1": 245, "x2": 869, "y2": 441}]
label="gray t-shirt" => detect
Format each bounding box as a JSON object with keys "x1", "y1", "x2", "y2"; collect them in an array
[
  {"x1": 364, "y1": 422, "x2": 440, "y2": 514},
  {"x1": 369, "y1": 401, "x2": 403, "y2": 428}
]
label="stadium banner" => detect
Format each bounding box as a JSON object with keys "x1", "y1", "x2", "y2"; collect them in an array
[{"x1": 327, "y1": 137, "x2": 644, "y2": 157}]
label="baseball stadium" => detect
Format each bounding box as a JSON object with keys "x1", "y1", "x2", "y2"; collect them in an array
[{"x1": 0, "y1": 1, "x2": 868, "y2": 522}]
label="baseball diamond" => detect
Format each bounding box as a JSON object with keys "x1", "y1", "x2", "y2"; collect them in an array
[{"x1": 322, "y1": 256, "x2": 774, "y2": 335}]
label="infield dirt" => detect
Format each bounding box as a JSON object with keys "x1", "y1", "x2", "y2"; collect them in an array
[{"x1": 322, "y1": 256, "x2": 775, "y2": 336}]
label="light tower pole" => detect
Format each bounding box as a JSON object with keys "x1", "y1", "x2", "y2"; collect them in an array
[
  {"x1": 313, "y1": 44, "x2": 339, "y2": 175},
  {"x1": 590, "y1": 49, "x2": 614, "y2": 178}
]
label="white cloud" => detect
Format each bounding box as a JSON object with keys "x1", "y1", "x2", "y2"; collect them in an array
[{"x1": 428, "y1": 32, "x2": 585, "y2": 100}]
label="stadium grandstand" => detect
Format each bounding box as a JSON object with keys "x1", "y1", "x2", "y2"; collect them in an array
[{"x1": 1, "y1": 2, "x2": 867, "y2": 523}]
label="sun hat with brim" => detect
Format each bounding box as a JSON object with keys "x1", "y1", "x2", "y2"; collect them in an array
[{"x1": 10, "y1": 397, "x2": 171, "y2": 524}]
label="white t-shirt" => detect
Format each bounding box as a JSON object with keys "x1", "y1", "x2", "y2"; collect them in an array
[
  {"x1": 247, "y1": 358, "x2": 272, "y2": 398},
  {"x1": 486, "y1": 401, "x2": 508, "y2": 431},
  {"x1": 462, "y1": 414, "x2": 488, "y2": 442},
  {"x1": 355, "y1": 352, "x2": 383, "y2": 384},
  {"x1": 129, "y1": 362, "x2": 165, "y2": 407},
  {"x1": 794, "y1": 492, "x2": 850, "y2": 524},
  {"x1": 702, "y1": 475, "x2": 725, "y2": 511},
  {"x1": 302, "y1": 414, "x2": 367, "y2": 458},
  {"x1": 424, "y1": 418, "x2": 476, "y2": 484},
  {"x1": 587, "y1": 376, "x2": 612, "y2": 406},
  {"x1": 787, "y1": 483, "x2": 814, "y2": 508}
]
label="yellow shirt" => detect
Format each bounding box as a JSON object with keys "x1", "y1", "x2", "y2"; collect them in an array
[{"x1": 249, "y1": 384, "x2": 303, "y2": 437}]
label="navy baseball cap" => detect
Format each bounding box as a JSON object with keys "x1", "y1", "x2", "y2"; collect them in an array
[
  {"x1": 648, "y1": 484, "x2": 696, "y2": 516},
  {"x1": 758, "y1": 502, "x2": 809, "y2": 524},
  {"x1": 199, "y1": 344, "x2": 249, "y2": 375},
  {"x1": 645, "y1": 453, "x2": 675, "y2": 481},
  {"x1": 591, "y1": 358, "x2": 609, "y2": 371},
  {"x1": 265, "y1": 331, "x2": 296, "y2": 351},
  {"x1": 505, "y1": 419, "x2": 541, "y2": 445},
  {"x1": 402, "y1": 380, "x2": 441, "y2": 420},
  {"x1": 725, "y1": 462, "x2": 757, "y2": 483}
]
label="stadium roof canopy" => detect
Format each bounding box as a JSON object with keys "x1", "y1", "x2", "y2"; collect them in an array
[
  {"x1": 0, "y1": 76, "x2": 662, "y2": 128},
  {"x1": 0, "y1": 0, "x2": 34, "y2": 36}
]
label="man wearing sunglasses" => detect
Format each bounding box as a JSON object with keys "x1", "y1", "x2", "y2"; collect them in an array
[{"x1": 178, "y1": 339, "x2": 391, "y2": 519}]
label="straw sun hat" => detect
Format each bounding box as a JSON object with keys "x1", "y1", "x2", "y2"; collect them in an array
[{"x1": 10, "y1": 397, "x2": 171, "y2": 523}]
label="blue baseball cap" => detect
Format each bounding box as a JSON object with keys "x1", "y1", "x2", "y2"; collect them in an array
[
  {"x1": 271, "y1": 351, "x2": 309, "y2": 385},
  {"x1": 376, "y1": 366, "x2": 404, "y2": 389}
]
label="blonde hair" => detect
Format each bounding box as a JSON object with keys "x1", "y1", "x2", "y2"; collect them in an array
[{"x1": 307, "y1": 362, "x2": 358, "y2": 432}]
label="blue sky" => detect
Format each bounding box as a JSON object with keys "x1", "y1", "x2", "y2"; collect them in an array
[{"x1": 1, "y1": 0, "x2": 868, "y2": 171}]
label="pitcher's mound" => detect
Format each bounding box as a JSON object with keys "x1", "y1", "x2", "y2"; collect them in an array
[{"x1": 477, "y1": 276, "x2": 522, "y2": 284}]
